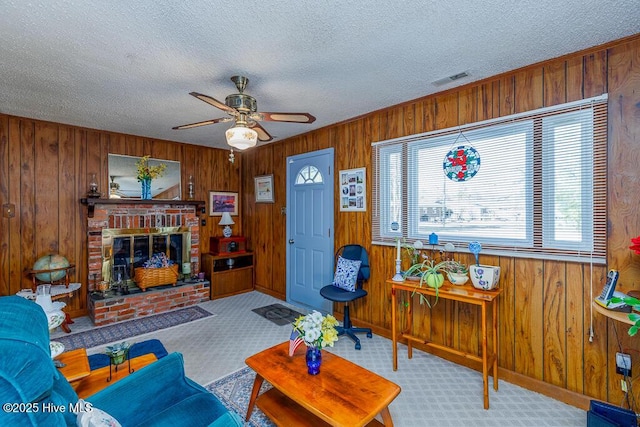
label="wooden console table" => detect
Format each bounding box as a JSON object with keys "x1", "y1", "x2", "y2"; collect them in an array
[{"x1": 388, "y1": 279, "x2": 502, "y2": 409}]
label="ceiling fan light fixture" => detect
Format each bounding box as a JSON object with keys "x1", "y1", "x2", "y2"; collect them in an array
[{"x1": 226, "y1": 125, "x2": 258, "y2": 150}]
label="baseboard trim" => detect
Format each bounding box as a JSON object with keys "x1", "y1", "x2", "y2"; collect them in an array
[{"x1": 254, "y1": 286, "x2": 285, "y2": 301}]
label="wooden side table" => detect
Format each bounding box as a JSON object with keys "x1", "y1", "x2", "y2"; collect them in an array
[
  {"x1": 16, "y1": 283, "x2": 81, "y2": 332},
  {"x1": 57, "y1": 348, "x2": 91, "y2": 387},
  {"x1": 202, "y1": 252, "x2": 254, "y2": 299},
  {"x1": 74, "y1": 354, "x2": 157, "y2": 399}
]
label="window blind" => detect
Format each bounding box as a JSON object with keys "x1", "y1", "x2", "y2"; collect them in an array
[{"x1": 372, "y1": 95, "x2": 608, "y2": 263}]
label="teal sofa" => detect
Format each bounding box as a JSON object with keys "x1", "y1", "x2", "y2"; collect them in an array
[{"x1": 0, "y1": 296, "x2": 242, "y2": 426}]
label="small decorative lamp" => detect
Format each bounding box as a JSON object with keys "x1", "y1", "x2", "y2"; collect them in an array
[
  {"x1": 218, "y1": 212, "x2": 235, "y2": 238},
  {"x1": 87, "y1": 173, "x2": 100, "y2": 198}
]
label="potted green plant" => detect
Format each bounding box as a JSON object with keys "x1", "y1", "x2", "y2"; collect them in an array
[
  {"x1": 403, "y1": 259, "x2": 454, "y2": 306},
  {"x1": 401, "y1": 239, "x2": 424, "y2": 266},
  {"x1": 610, "y1": 295, "x2": 640, "y2": 336},
  {"x1": 445, "y1": 261, "x2": 469, "y2": 286}
]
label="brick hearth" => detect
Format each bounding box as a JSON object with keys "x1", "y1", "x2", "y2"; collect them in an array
[
  {"x1": 86, "y1": 201, "x2": 204, "y2": 325},
  {"x1": 88, "y1": 281, "x2": 210, "y2": 326}
]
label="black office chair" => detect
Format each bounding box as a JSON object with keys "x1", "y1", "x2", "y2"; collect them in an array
[{"x1": 320, "y1": 244, "x2": 372, "y2": 350}]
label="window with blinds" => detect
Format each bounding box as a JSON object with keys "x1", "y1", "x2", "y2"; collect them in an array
[{"x1": 372, "y1": 95, "x2": 608, "y2": 263}]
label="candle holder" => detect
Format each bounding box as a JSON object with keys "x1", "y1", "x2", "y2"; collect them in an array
[
  {"x1": 392, "y1": 259, "x2": 404, "y2": 282},
  {"x1": 187, "y1": 175, "x2": 195, "y2": 200}
]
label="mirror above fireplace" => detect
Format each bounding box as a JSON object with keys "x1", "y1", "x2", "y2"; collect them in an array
[{"x1": 108, "y1": 154, "x2": 181, "y2": 199}]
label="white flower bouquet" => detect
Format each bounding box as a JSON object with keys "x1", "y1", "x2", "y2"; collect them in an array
[{"x1": 292, "y1": 310, "x2": 339, "y2": 349}]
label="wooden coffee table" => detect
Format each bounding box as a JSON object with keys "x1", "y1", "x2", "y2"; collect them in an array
[{"x1": 245, "y1": 342, "x2": 401, "y2": 426}]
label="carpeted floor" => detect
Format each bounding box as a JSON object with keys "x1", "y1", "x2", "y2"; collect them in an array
[
  {"x1": 55, "y1": 292, "x2": 587, "y2": 426},
  {"x1": 251, "y1": 303, "x2": 302, "y2": 326},
  {"x1": 55, "y1": 306, "x2": 214, "y2": 351},
  {"x1": 206, "y1": 366, "x2": 274, "y2": 427}
]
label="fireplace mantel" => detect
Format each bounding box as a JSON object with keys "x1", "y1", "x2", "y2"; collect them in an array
[{"x1": 80, "y1": 198, "x2": 205, "y2": 218}]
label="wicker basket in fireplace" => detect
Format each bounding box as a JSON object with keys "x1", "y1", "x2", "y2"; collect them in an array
[{"x1": 134, "y1": 264, "x2": 179, "y2": 291}]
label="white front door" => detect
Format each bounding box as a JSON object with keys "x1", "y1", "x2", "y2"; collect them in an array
[{"x1": 286, "y1": 148, "x2": 334, "y2": 313}]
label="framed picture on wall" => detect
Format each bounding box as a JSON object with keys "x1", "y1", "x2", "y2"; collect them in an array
[
  {"x1": 209, "y1": 191, "x2": 238, "y2": 216},
  {"x1": 254, "y1": 175, "x2": 274, "y2": 203},
  {"x1": 339, "y1": 167, "x2": 366, "y2": 212}
]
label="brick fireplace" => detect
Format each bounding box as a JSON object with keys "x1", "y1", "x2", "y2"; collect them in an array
[{"x1": 84, "y1": 200, "x2": 209, "y2": 325}]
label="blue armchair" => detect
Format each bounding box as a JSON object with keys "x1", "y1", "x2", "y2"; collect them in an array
[{"x1": 0, "y1": 296, "x2": 241, "y2": 427}]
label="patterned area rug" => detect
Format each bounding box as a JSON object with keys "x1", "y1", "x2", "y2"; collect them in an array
[
  {"x1": 251, "y1": 303, "x2": 303, "y2": 326},
  {"x1": 56, "y1": 306, "x2": 214, "y2": 350},
  {"x1": 206, "y1": 366, "x2": 274, "y2": 427}
]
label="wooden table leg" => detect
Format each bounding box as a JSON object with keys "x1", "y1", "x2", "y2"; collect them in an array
[
  {"x1": 246, "y1": 372, "x2": 264, "y2": 421},
  {"x1": 392, "y1": 288, "x2": 397, "y2": 371},
  {"x1": 58, "y1": 312, "x2": 73, "y2": 333},
  {"x1": 493, "y1": 298, "x2": 499, "y2": 391},
  {"x1": 407, "y1": 294, "x2": 413, "y2": 360},
  {"x1": 481, "y1": 302, "x2": 489, "y2": 409},
  {"x1": 60, "y1": 321, "x2": 71, "y2": 333},
  {"x1": 380, "y1": 406, "x2": 394, "y2": 426}
]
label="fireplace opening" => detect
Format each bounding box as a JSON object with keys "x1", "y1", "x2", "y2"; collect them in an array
[{"x1": 102, "y1": 227, "x2": 191, "y2": 291}]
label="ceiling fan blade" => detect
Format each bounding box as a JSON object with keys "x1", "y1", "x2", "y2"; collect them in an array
[
  {"x1": 249, "y1": 122, "x2": 273, "y2": 142},
  {"x1": 172, "y1": 117, "x2": 232, "y2": 130},
  {"x1": 189, "y1": 92, "x2": 237, "y2": 115},
  {"x1": 255, "y1": 112, "x2": 316, "y2": 124}
]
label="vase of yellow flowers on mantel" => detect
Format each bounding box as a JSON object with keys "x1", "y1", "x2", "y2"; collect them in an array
[
  {"x1": 136, "y1": 155, "x2": 166, "y2": 200},
  {"x1": 292, "y1": 311, "x2": 339, "y2": 375}
]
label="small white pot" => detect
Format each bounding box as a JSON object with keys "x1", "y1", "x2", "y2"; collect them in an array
[
  {"x1": 447, "y1": 272, "x2": 469, "y2": 286},
  {"x1": 469, "y1": 265, "x2": 500, "y2": 290}
]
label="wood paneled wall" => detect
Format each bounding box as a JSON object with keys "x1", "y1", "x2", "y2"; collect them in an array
[
  {"x1": 0, "y1": 33, "x2": 638, "y2": 410},
  {"x1": 0, "y1": 119, "x2": 241, "y2": 316},
  {"x1": 242, "y1": 35, "x2": 640, "y2": 408}
]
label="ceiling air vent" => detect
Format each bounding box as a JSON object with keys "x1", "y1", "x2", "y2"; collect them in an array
[{"x1": 432, "y1": 71, "x2": 470, "y2": 86}]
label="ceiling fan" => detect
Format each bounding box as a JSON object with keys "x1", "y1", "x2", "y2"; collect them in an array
[{"x1": 172, "y1": 76, "x2": 316, "y2": 149}]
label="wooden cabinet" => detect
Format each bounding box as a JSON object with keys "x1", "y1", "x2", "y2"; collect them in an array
[{"x1": 202, "y1": 252, "x2": 254, "y2": 299}]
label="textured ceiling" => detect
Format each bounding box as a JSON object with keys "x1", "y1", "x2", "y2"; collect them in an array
[{"x1": 0, "y1": 1, "x2": 638, "y2": 150}]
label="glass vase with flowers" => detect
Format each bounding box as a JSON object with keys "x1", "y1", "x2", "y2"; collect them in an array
[
  {"x1": 292, "y1": 311, "x2": 339, "y2": 375},
  {"x1": 135, "y1": 155, "x2": 166, "y2": 199}
]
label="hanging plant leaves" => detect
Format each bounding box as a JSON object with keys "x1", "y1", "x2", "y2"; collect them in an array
[{"x1": 443, "y1": 145, "x2": 480, "y2": 182}]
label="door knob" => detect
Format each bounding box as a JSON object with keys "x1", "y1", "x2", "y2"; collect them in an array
[{"x1": 289, "y1": 239, "x2": 294, "y2": 244}]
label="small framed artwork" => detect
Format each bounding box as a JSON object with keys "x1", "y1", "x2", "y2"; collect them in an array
[
  {"x1": 254, "y1": 175, "x2": 274, "y2": 203},
  {"x1": 339, "y1": 167, "x2": 366, "y2": 212},
  {"x1": 209, "y1": 191, "x2": 238, "y2": 216}
]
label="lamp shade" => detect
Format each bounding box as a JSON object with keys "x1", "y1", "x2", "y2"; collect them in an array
[
  {"x1": 225, "y1": 125, "x2": 258, "y2": 150},
  {"x1": 218, "y1": 211, "x2": 235, "y2": 226}
]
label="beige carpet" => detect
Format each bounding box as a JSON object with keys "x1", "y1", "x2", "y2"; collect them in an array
[{"x1": 54, "y1": 291, "x2": 587, "y2": 426}]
